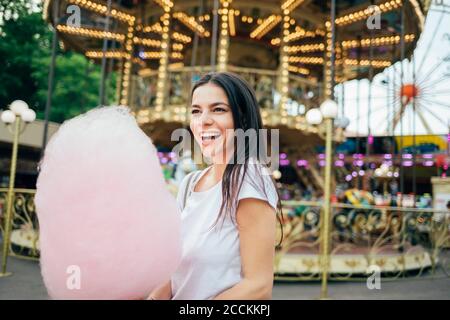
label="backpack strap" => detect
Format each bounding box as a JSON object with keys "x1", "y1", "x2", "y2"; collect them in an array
[{"x1": 182, "y1": 170, "x2": 202, "y2": 211}]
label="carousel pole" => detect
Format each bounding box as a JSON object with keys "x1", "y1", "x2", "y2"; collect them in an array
[
  {"x1": 399, "y1": 0, "x2": 405, "y2": 194},
  {"x1": 210, "y1": 0, "x2": 220, "y2": 70},
  {"x1": 99, "y1": 0, "x2": 112, "y2": 106},
  {"x1": 278, "y1": 1, "x2": 291, "y2": 125},
  {"x1": 41, "y1": 0, "x2": 59, "y2": 158},
  {"x1": 188, "y1": 1, "x2": 203, "y2": 125},
  {"x1": 356, "y1": 35, "x2": 362, "y2": 189},
  {"x1": 391, "y1": 41, "x2": 396, "y2": 159},
  {"x1": 339, "y1": 41, "x2": 345, "y2": 119},
  {"x1": 319, "y1": 0, "x2": 337, "y2": 300},
  {"x1": 0, "y1": 114, "x2": 20, "y2": 277},
  {"x1": 217, "y1": 0, "x2": 231, "y2": 72},
  {"x1": 118, "y1": 10, "x2": 136, "y2": 107},
  {"x1": 190, "y1": 4, "x2": 202, "y2": 69},
  {"x1": 412, "y1": 53, "x2": 417, "y2": 195},
  {"x1": 367, "y1": 20, "x2": 374, "y2": 158},
  {"x1": 154, "y1": 2, "x2": 172, "y2": 119}
]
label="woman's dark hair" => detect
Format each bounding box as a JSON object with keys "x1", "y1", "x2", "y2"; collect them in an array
[{"x1": 191, "y1": 72, "x2": 284, "y2": 246}]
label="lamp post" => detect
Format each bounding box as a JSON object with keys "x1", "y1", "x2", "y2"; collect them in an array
[
  {"x1": 306, "y1": 99, "x2": 340, "y2": 299},
  {"x1": 0, "y1": 100, "x2": 36, "y2": 277}
]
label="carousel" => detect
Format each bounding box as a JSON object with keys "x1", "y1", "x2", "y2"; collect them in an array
[
  {"x1": 41, "y1": 0, "x2": 429, "y2": 194},
  {"x1": 37, "y1": 0, "x2": 450, "y2": 280}
]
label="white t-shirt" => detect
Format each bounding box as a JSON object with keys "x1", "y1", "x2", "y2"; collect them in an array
[{"x1": 170, "y1": 163, "x2": 278, "y2": 300}]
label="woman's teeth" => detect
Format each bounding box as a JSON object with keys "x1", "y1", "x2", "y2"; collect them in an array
[{"x1": 201, "y1": 133, "x2": 221, "y2": 141}]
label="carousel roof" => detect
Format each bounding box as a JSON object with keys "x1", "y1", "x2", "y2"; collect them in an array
[
  {"x1": 44, "y1": 0, "x2": 428, "y2": 82},
  {"x1": 42, "y1": 0, "x2": 430, "y2": 149}
]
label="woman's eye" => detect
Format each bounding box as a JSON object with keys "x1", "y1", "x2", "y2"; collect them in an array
[
  {"x1": 191, "y1": 109, "x2": 200, "y2": 114},
  {"x1": 213, "y1": 107, "x2": 226, "y2": 112}
]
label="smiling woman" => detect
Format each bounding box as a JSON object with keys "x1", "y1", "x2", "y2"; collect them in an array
[{"x1": 148, "y1": 72, "x2": 284, "y2": 300}]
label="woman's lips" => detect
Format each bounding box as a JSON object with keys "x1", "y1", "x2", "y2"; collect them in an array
[{"x1": 201, "y1": 134, "x2": 221, "y2": 146}]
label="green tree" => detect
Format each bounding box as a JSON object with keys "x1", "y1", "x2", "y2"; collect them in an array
[{"x1": 0, "y1": 0, "x2": 117, "y2": 123}]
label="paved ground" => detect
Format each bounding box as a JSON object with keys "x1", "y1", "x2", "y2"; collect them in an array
[{"x1": 0, "y1": 255, "x2": 449, "y2": 300}]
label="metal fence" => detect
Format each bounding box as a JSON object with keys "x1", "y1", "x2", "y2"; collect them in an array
[{"x1": 1, "y1": 190, "x2": 449, "y2": 282}]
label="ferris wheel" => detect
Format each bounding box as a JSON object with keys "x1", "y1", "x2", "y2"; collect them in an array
[{"x1": 339, "y1": 3, "x2": 450, "y2": 137}]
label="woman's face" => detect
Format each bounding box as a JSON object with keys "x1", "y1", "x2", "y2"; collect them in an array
[{"x1": 190, "y1": 83, "x2": 235, "y2": 164}]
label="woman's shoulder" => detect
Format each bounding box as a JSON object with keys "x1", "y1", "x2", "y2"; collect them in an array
[
  {"x1": 242, "y1": 159, "x2": 273, "y2": 183},
  {"x1": 238, "y1": 160, "x2": 279, "y2": 210},
  {"x1": 176, "y1": 169, "x2": 203, "y2": 203}
]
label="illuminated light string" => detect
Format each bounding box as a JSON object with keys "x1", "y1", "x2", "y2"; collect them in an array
[
  {"x1": 278, "y1": 8, "x2": 291, "y2": 123},
  {"x1": 241, "y1": 15, "x2": 254, "y2": 23},
  {"x1": 140, "y1": 51, "x2": 183, "y2": 60},
  {"x1": 345, "y1": 58, "x2": 391, "y2": 68},
  {"x1": 287, "y1": 65, "x2": 310, "y2": 75},
  {"x1": 282, "y1": 27, "x2": 319, "y2": 43},
  {"x1": 56, "y1": 25, "x2": 125, "y2": 42},
  {"x1": 250, "y1": 15, "x2": 282, "y2": 39},
  {"x1": 173, "y1": 12, "x2": 210, "y2": 37},
  {"x1": 198, "y1": 14, "x2": 211, "y2": 22},
  {"x1": 172, "y1": 32, "x2": 192, "y2": 44},
  {"x1": 133, "y1": 37, "x2": 162, "y2": 48},
  {"x1": 324, "y1": 20, "x2": 333, "y2": 97},
  {"x1": 281, "y1": 0, "x2": 305, "y2": 12},
  {"x1": 335, "y1": 0, "x2": 402, "y2": 26},
  {"x1": 217, "y1": 0, "x2": 232, "y2": 72},
  {"x1": 85, "y1": 50, "x2": 127, "y2": 59},
  {"x1": 172, "y1": 43, "x2": 184, "y2": 51},
  {"x1": 228, "y1": 9, "x2": 237, "y2": 36},
  {"x1": 119, "y1": 22, "x2": 136, "y2": 106},
  {"x1": 153, "y1": 0, "x2": 174, "y2": 9},
  {"x1": 285, "y1": 43, "x2": 325, "y2": 53},
  {"x1": 141, "y1": 22, "x2": 163, "y2": 34},
  {"x1": 154, "y1": 1, "x2": 172, "y2": 118},
  {"x1": 67, "y1": 0, "x2": 135, "y2": 24},
  {"x1": 288, "y1": 56, "x2": 324, "y2": 64},
  {"x1": 342, "y1": 34, "x2": 415, "y2": 48}
]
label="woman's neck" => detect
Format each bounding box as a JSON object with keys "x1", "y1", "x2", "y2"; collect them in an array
[{"x1": 210, "y1": 163, "x2": 227, "y2": 181}]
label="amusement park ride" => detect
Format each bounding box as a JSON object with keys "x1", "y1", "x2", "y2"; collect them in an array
[
  {"x1": 1, "y1": 0, "x2": 443, "y2": 280},
  {"x1": 42, "y1": 0, "x2": 437, "y2": 190}
]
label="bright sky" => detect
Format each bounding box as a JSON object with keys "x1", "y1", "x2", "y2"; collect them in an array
[{"x1": 339, "y1": 1, "x2": 450, "y2": 136}]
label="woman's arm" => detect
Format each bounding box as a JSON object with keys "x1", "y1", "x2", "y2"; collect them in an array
[
  {"x1": 214, "y1": 198, "x2": 276, "y2": 300},
  {"x1": 147, "y1": 280, "x2": 172, "y2": 300}
]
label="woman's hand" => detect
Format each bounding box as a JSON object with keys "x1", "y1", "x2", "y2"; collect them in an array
[{"x1": 147, "y1": 280, "x2": 172, "y2": 300}]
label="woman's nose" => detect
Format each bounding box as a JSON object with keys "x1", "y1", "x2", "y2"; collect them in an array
[{"x1": 199, "y1": 110, "x2": 214, "y2": 125}]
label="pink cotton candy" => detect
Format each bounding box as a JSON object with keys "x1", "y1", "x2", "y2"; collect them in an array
[{"x1": 35, "y1": 106, "x2": 181, "y2": 299}]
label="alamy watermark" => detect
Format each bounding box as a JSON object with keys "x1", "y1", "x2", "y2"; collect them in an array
[
  {"x1": 66, "y1": 265, "x2": 81, "y2": 290},
  {"x1": 366, "y1": 5, "x2": 382, "y2": 30},
  {"x1": 170, "y1": 128, "x2": 280, "y2": 173},
  {"x1": 66, "y1": 5, "x2": 81, "y2": 28},
  {"x1": 366, "y1": 265, "x2": 381, "y2": 290}
]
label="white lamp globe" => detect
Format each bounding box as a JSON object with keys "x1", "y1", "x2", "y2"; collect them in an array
[
  {"x1": 21, "y1": 108, "x2": 36, "y2": 123},
  {"x1": 272, "y1": 170, "x2": 282, "y2": 180},
  {"x1": 320, "y1": 99, "x2": 338, "y2": 119},
  {"x1": 305, "y1": 108, "x2": 323, "y2": 125},
  {"x1": 1, "y1": 110, "x2": 16, "y2": 124},
  {"x1": 9, "y1": 100, "x2": 29, "y2": 116}
]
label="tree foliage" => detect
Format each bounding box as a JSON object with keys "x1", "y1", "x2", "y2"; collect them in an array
[{"x1": 0, "y1": 0, "x2": 117, "y2": 123}]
